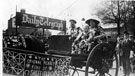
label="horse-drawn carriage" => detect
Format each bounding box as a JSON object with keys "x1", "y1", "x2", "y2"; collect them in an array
[
  {"x1": 3, "y1": 34, "x2": 119, "y2": 76},
  {"x1": 3, "y1": 12, "x2": 119, "y2": 76}
]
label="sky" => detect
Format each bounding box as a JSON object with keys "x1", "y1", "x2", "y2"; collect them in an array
[
  {"x1": 0, "y1": 0, "x2": 110, "y2": 35},
  {"x1": 0, "y1": 0, "x2": 106, "y2": 29}
]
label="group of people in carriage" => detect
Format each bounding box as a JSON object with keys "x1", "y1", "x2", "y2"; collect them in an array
[{"x1": 67, "y1": 18, "x2": 107, "y2": 55}]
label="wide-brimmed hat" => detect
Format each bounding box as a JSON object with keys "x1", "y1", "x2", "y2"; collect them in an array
[
  {"x1": 85, "y1": 19, "x2": 100, "y2": 25},
  {"x1": 69, "y1": 19, "x2": 77, "y2": 24}
]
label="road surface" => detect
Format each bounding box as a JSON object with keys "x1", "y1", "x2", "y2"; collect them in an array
[{"x1": 69, "y1": 66, "x2": 135, "y2": 76}]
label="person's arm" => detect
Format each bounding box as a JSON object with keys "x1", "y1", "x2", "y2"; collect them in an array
[
  {"x1": 92, "y1": 26, "x2": 106, "y2": 40},
  {"x1": 86, "y1": 32, "x2": 94, "y2": 42},
  {"x1": 98, "y1": 26, "x2": 105, "y2": 34},
  {"x1": 67, "y1": 29, "x2": 71, "y2": 35},
  {"x1": 98, "y1": 26, "x2": 106, "y2": 37},
  {"x1": 131, "y1": 41, "x2": 135, "y2": 53},
  {"x1": 74, "y1": 32, "x2": 83, "y2": 42}
]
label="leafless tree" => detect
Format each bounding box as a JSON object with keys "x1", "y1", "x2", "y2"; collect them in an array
[{"x1": 95, "y1": 0, "x2": 135, "y2": 36}]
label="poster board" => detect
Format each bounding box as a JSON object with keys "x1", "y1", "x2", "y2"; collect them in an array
[{"x1": 3, "y1": 48, "x2": 71, "y2": 76}]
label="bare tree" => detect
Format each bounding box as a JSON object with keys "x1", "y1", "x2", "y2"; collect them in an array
[{"x1": 96, "y1": 0, "x2": 134, "y2": 36}]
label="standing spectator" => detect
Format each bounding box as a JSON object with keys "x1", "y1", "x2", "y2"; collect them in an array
[
  {"x1": 116, "y1": 36, "x2": 123, "y2": 68},
  {"x1": 119, "y1": 31, "x2": 133, "y2": 76},
  {"x1": 129, "y1": 35, "x2": 135, "y2": 54}
]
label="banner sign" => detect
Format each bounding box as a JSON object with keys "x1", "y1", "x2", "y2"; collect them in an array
[
  {"x1": 16, "y1": 12, "x2": 66, "y2": 31},
  {"x1": 3, "y1": 48, "x2": 71, "y2": 76},
  {"x1": 25, "y1": 54, "x2": 55, "y2": 71}
]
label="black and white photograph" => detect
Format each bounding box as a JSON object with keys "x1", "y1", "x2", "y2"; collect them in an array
[{"x1": 1, "y1": 0, "x2": 135, "y2": 76}]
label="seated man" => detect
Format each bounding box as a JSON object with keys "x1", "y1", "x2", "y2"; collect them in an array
[
  {"x1": 67, "y1": 19, "x2": 82, "y2": 41},
  {"x1": 72, "y1": 18, "x2": 106, "y2": 54},
  {"x1": 67, "y1": 19, "x2": 77, "y2": 38}
]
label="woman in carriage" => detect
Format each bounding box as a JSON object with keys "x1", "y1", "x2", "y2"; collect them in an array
[{"x1": 72, "y1": 18, "x2": 106, "y2": 54}]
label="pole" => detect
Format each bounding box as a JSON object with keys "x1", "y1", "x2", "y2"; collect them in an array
[
  {"x1": 117, "y1": 0, "x2": 120, "y2": 36},
  {"x1": 15, "y1": 5, "x2": 18, "y2": 36},
  {"x1": 133, "y1": 2, "x2": 135, "y2": 36}
]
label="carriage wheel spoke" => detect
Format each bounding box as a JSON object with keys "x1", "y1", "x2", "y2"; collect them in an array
[
  {"x1": 95, "y1": 72, "x2": 100, "y2": 76},
  {"x1": 71, "y1": 70, "x2": 76, "y2": 76},
  {"x1": 106, "y1": 73, "x2": 112, "y2": 76},
  {"x1": 76, "y1": 70, "x2": 79, "y2": 76}
]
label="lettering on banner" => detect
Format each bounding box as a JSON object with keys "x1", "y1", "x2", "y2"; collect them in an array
[
  {"x1": 24, "y1": 54, "x2": 70, "y2": 76},
  {"x1": 3, "y1": 48, "x2": 71, "y2": 76},
  {"x1": 25, "y1": 55, "x2": 56, "y2": 76},
  {"x1": 16, "y1": 12, "x2": 66, "y2": 31}
]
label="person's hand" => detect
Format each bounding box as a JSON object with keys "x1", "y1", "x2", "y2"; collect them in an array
[
  {"x1": 116, "y1": 48, "x2": 120, "y2": 54},
  {"x1": 74, "y1": 39, "x2": 78, "y2": 44},
  {"x1": 119, "y1": 49, "x2": 123, "y2": 56},
  {"x1": 133, "y1": 53, "x2": 135, "y2": 57},
  {"x1": 86, "y1": 39, "x2": 90, "y2": 43},
  {"x1": 69, "y1": 37, "x2": 72, "y2": 40}
]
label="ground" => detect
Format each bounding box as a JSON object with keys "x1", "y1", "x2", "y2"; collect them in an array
[
  {"x1": 3, "y1": 69, "x2": 135, "y2": 76},
  {"x1": 69, "y1": 67, "x2": 135, "y2": 76}
]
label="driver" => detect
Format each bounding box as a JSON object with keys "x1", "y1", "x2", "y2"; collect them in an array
[
  {"x1": 72, "y1": 18, "x2": 105, "y2": 54},
  {"x1": 68, "y1": 19, "x2": 77, "y2": 37}
]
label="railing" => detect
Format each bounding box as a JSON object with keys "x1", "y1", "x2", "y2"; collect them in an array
[{"x1": 3, "y1": 47, "x2": 71, "y2": 76}]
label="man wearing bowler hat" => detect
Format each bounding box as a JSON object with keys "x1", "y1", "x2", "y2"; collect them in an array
[
  {"x1": 68, "y1": 19, "x2": 77, "y2": 35},
  {"x1": 68, "y1": 19, "x2": 81, "y2": 39}
]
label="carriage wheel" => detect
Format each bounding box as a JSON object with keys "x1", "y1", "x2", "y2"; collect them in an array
[{"x1": 85, "y1": 43, "x2": 118, "y2": 76}]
